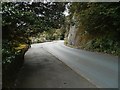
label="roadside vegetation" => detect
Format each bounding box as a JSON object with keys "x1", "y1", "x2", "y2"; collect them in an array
[
  {"x1": 2, "y1": 2, "x2": 120, "y2": 88},
  {"x1": 65, "y1": 2, "x2": 120, "y2": 56},
  {"x1": 30, "y1": 28, "x2": 65, "y2": 43},
  {"x1": 2, "y1": 2, "x2": 66, "y2": 88}
]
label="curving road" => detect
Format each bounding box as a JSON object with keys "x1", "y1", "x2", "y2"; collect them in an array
[
  {"x1": 43, "y1": 40, "x2": 118, "y2": 88},
  {"x1": 15, "y1": 42, "x2": 96, "y2": 88}
]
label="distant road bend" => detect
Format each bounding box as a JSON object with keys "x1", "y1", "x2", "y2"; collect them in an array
[{"x1": 42, "y1": 40, "x2": 118, "y2": 88}]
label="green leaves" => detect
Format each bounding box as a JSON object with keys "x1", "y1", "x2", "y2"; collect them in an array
[
  {"x1": 2, "y1": 2, "x2": 67, "y2": 40},
  {"x1": 67, "y1": 2, "x2": 120, "y2": 55},
  {"x1": 2, "y1": 2, "x2": 67, "y2": 65}
]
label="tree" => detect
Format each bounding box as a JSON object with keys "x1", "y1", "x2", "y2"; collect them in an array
[
  {"x1": 2, "y1": 2, "x2": 67, "y2": 41},
  {"x1": 67, "y1": 2, "x2": 120, "y2": 55},
  {"x1": 2, "y1": 2, "x2": 67, "y2": 88}
]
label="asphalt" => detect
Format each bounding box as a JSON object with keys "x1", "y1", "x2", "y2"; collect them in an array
[
  {"x1": 14, "y1": 43, "x2": 96, "y2": 88},
  {"x1": 43, "y1": 40, "x2": 118, "y2": 88}
]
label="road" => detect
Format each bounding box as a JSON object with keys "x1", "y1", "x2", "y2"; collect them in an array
[
  {"x1": 14, "y1": 43, "x2": 96, "y2": 88},
  {"x1": 43, "y1": 40, "x2": 118, "y2": 88}
]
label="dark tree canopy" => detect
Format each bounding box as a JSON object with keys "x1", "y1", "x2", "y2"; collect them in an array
[
  {"x1": 69, "y1": 2, "x2": 120, "y2": 40},
  {"x1": 2, "y1": 2, "x2": 67, "y2": 40},
  {"x1": 2, "y1": 2, "x2": 67, "y2": 88},
  {"x1": 66, "y1": 2, "x2": 120, "y2": 55}
]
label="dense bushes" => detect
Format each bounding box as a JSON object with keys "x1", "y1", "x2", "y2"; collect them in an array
[
  {"x1": 2, "y1": 2, "x2": 67, "y2": 88},
  {"x1": 82, "y1": 37, "x2": 120, "y2": 55},
  {"x1": 30, "y1": 29, "x2": 65, "y2": 43},
  {"x1": 66, "y1": 2, "x2": 120, "y2": 56},
  {"x1": 2, "y1": 40, "x2": 29, "y2": 88}
]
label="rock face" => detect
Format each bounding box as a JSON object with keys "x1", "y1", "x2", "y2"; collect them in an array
[
  {"x1": 66, "y1": 15, "x2": 93, "y2": 48},
  {"x1": 67, "y1": 16, "x2": 78, "y2": 46},
  {"x1": 67, "y1": 25, "x2": 77, "y2": 45},
  {"x1": 65, "y1": 3, "x2": 120, "y2": 56}
]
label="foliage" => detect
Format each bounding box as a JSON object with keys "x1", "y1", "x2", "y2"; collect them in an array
[
  {"x1": 2, "y1": 2, "x2": 67, "y2": 64},
  {"x1": 2, "y1": 39, "x2": 29, "y2": 88},
  {"x1": 82, "y1": 37, "x2": 120, "y2": 55},
  {"x1": 67, "y1": 2, "x2": 120, "y2": 56},
  {"x1": 2, "y1": 2, "x2": 67, "y2": 88},
  {"x1": 2, "y1": 2, "x2": 66, "y2": 39},
  {"x1": 30, "y1": 28, "x2": 65, "y2": 43}
]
